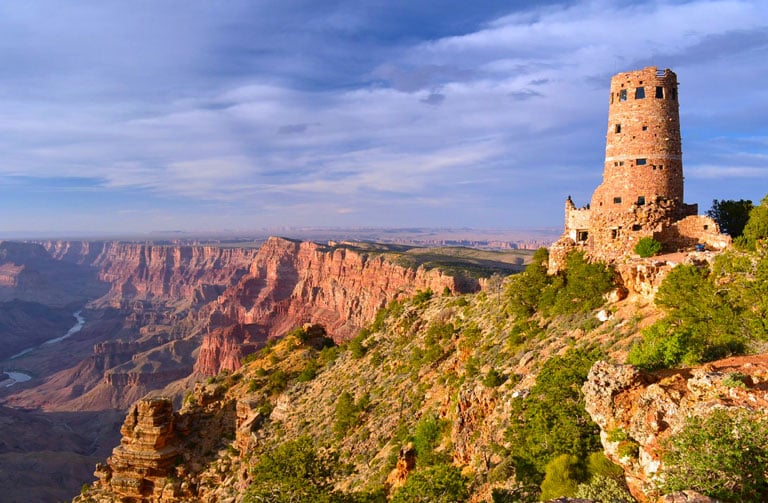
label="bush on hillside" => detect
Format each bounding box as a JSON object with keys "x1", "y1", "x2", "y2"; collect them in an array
[
  {"x1": 661, "y1": 408, "x2": 768, "y2": 501},
  {"x1": 334, "y1": 392, "x2": 357, "y2": 439},
  {"x1": 506, "y1": 348, "x2": 602, "y2": 486},
  {"x1": 506, "y1": 248, "x2": 550, "y2": 318},
  {"x1": 412, "y1": 413, "x2": 449, "y2": 466},
  {"x1": 390, "y1": 464, "x2": 469, "y2": 503},
  {"x1": 539, "y1": 454, "x2": 585, "y2": 500},
  {"x1": 627, "y1": 262, "x2": 750, "y2": 369},
  {"x1": 244, "y1": 436, "x2": 340, "y2": 503},
  {"x1": 736, "y1": 194, "x2": 768, "y2": 250},
  {"x1": 506, "y1": 249, "x2": 615, "y2": 319}
]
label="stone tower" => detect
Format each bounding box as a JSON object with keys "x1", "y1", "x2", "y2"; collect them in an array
[
  {"x1": 592, "y1": 67, "x2": 683, "y2": 216},
  {"x1": 548, "y1": 67, "x2": 729, "y2": 272}
]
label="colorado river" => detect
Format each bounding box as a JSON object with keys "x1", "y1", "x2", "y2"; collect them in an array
[
  {"x1": 9, "y1": 310, "x2": 86, "y2": 360},
  {"x1": 2, "y1": 371, "x2": 32, "y2": 387}
]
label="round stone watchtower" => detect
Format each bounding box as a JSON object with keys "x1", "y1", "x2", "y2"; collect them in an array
[
  {"x1": 548, "y1": 66, "x2": 730, "y2": 273},
  {"x1": 591, "y1": 67, "x2": 683, "y2": 217}
]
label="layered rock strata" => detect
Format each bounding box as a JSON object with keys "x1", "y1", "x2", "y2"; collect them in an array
[
  {"x1": 93, "y1": 397, "x2": 178, "y2": 501},
  {"x1": 195, "y1": 237, "x2": 479, "y2": 374},
  {"x1": 43, "y1": 241, "x2": 260, "y2": 309}
]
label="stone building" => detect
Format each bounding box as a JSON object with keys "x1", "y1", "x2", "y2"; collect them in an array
[{"x1": 549, "y1": 67, "x2": 730, "y2": 272}]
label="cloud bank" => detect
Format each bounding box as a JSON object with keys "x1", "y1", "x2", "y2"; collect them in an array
[{"x1": 1, "y1": 0, "x2": 767, "y2": 234}]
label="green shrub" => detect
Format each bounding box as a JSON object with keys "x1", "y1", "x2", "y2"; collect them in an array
[
  {"x1": 506, "y1": 349, "x2": 602, "y2": 485},
  {"x1": 297, "y1": 360, "x2": 319, "y2": 382},
  {"x1": 266, "y1": 369, "x2": 289, "y2": 394},
  {"x1": 412, "y1": 414, "x2": 449, "y2": 466},
  {"x1": 482, "y1": 368, "x2": 504, "y2": 388},
  {"x1": 506, "y1": 248, "x2": 551, "y2": 318},
  {"x1": 458, "y1": 323, "x2": 482, "y2": 352},
  {"x1": 349, "y1": 336, "x2": 367, "y2": 359},
  {"x1": 412, "y1": 288, "x2": 434, "y2": 305},
  {"x1": 736, "y1": 194, "x2": 768, "y2": 250},
  {"x1": 722, "y1": 372, "x2": 748, "y2": 388},
  {"x1": 464, "y1": 356, "x2": 480, "y2": 378},
  {"x1": 575, "y1": 474, "x2": 634, "y2": 502},
  {"x1": 333, "y1": 391, "x2": 358, "y2": 439},
  {"x1": 627, "y1": 263, "x2": 749, "y2": 369},
  {"x1": 390, "y1": 464, "x2": 469, "y2": 503},
  {"x1": 539, "y1": 454, "x2": 585, "y2": 501},
  {"x1": 634, "y1": 237, "x2": 663, "y2": 257},
  {"x1": 318, "y1": 345, "x2": 340, "y2": 366},
  {"x1": 660, "y1": 408, "x2": 768, "y2": 501},
  {"x1": 244, "y1": 436, "x2": 340, "y2": 502},
  {"x1": 585, "y1": 451, "x2": 624, "y2": 479}
]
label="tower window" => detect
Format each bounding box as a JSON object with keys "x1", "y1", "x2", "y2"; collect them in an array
[
  {"x1": 619, "y1": 89, "x2": 627, "y2": 101},
  {"x1": 642, "y1": 125, "x2": 648, "y2": 131},
  {"x1": 632, "y1": 224, "x2": 642, "y2": 231},
  {"x1": 655, "y1": 86, "x2": 664, "y2": 98},
  {"x1": 670, "y1": 87, "x2": 677, "y2": 100},
  {"x1": 577, "y1": 230, "x2": 588, "y2": 242},
  {"x1": 615, "y1": 124, "x2": 621, "y2": 133},
  {"x1": 635, "y1": 87, "x2": 645, "y2": 99},
  {"x1": 636, "y1": 158, "x2": 647, "y2": 166},
  {"x1": 613, "y1": 197, "x2": 622, "y2": 204},
  {"x1": 637, "y1": 196, "x2": 645, "y2": 205},
  {"x1": 611, "y1": 229, "x2": 619, "y2": 239}
]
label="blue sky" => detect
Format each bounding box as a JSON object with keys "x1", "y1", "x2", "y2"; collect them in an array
[{"x1": 1, "y1": 0, "x2": 767, "y2": 237}]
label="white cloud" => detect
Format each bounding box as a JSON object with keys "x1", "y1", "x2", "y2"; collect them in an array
[{"x1": 1, "y1": 0, "x2": 768, "y2": 232}]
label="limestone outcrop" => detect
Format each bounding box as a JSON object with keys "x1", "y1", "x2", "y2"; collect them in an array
[{"x1": 583, "y1": 357, "x2": 768, "y2": 502}]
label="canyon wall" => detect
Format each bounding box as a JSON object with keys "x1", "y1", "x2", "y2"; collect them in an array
[
  {"x1": 6, "y1": 238, "x2": 479, "y2": 410},
  {"x1": 43, "y1": 240, "x2": 260, "y2": 308},
  {"x1": 195, "y1": 237, "x2": 479, "y2": 374}
]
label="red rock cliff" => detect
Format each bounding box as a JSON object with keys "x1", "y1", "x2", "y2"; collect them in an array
[{"x1": 195, "y1": 237, "x2": 479, "y2": 375}]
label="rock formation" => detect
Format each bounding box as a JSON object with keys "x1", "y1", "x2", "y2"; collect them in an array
[
  {"x1": 92, "y1": 397, "x2": 179, "y2": 501},
  {"x1": 583, "y1": 357, "x2": 768, "y2": 501},
  {"x1": 43, "y1": 240, "x2": 260, "y2": 309}
]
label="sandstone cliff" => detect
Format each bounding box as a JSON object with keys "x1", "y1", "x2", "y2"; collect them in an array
[{"x1": 194, "y1": 237, "x2": 478, "y2": 375}]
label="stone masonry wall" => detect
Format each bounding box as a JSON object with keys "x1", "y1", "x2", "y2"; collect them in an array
[{"x1": 549, "y1": 67, "x2": 730, "y2": 273}]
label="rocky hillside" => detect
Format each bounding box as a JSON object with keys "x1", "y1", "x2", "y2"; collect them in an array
[
  {"x1": 74, "y1": 228, "x2": 768, "y2": 503},
  {"x1": 73, "y1": 251, "x2": 647, "y2": 502},
  {"x1": 584, "y1": 356, "x2": 768, "y2": 502}
]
